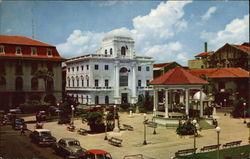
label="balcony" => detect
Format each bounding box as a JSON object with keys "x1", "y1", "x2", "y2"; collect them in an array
[
  {"x1": 137, "y1": 86, "x2": 153, "y2": 90},
  {"x1": 66, "y1": 86, "x2": 113, "y2": 91}
]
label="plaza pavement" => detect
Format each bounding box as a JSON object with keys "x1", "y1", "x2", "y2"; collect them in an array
[{"x1": 24, "y1": 112, "x2": 250, "y2": 159}]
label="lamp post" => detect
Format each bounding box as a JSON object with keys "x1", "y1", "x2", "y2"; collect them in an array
[
  {"x1": 143, "y1": 113, "x2": 147, "y2": 145},
  {"x1": 192, "y1": 119, "x2": 197, "y2": 151},
  {"x1": 71, "y1": 105, "x2": 75, "y2": 125},
  {"x1": 224, "y1": 99, "x2": 226, "y2": 107},
  {"x1": 57, "y1": 103, "x2": 60, "y2": 120},
  {"x1": 104, "y1": 111, "x2": 108, "y2": 140},
  {"x1": 215, "y1": 126, "x2": 221, "y2": 159},
  {"x1": 113, "y1": 105, "x2": 120, "y2": 132},
  {"x1": 153, "y1": 107, "x2": 157, "y2": 135},
  {"x1": 243, "y1": 102, "x2": 246, "y2": 124}
]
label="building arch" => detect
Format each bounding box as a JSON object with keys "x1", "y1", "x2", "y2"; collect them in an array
[
  {"x1": 15, "y1": 77, "x2": 23, "y2": 90},
  {"x1": 121, "y1": 46, "x2": 126, "y2": 56},
  {"x1": 31, "y1": 77, "x2": 39, "y2": 90},
  {"x1": 119, "y1": 67, "x2": 128, "y2": 86},
  {"x1": 46, "y1": 77, "x2": 54, "y2": 91}
]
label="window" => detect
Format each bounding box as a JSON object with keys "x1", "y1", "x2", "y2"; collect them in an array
[
  {"x1": 31, "y1": 63, "x2": 38, "y2": 75},
  {"x1": 72, "y1": 67, "x2": 74, "y2": 72},
  {"x1": 31, "y1": 77, "x2": 38, "y2": 90},
  {"x1": 76, "y1": 66, "x2": 79, "y2": 71},
  {"x1": 87, "y1": 79, "x2": 89, "y2": 87},
  {"x1": 105, "y1": 49, "x2": 107, "y2": 55},
  {"x1": 82, "y1": 79, "x2": 84, "y2": 87},
  {"x1": 105, "y1": 79, "x2": 109, "y2": 87},
  {"x1": 0, "y1": 62, "x2": 5, "y2": 75},
  {"x1": 146, "y1": 80, "x2": 150, "y2": 86},
  {"x1": 15, "y1": 63, "x2": 23, "y2": 75},
  {"x1": 95, "y1": 96, "x2": 99, "y2": 105},
  {"x1": 81, "y1": 66, "x2": 84, "y2": 71},
  {"x1": 110, "y1": 48, "x2": 112, "y2": 55},
  {"x1": 16, "y1": 47, "x2": 22, "y2": 55},
  {"x1": 95, "y1": 79, "x2": 99, "y2": 87},
  {"x1": 121, "y1": 46, "x2": 126, "y2": 56},
  {"x1": 68, "y1": 79, "x2": 70, "y2": 87},
  {"x1": 105, "y1": 65, "x2": 109, "y2": 70},
  {"x1": 146, "y1": 66, "x2": 150, "y2": 71},
  {"x1": 15, "y1": 77, "x2": 23, "y2": 90},
  {"x1": 138, "y1": 80, "x2": 141, "y2": 87},
  {"x1": 0, "y1": 45, "x2": 5, "y2": 54},
  {"x1": 68, "y1": 68, "x2": 70, "y2": 72},
  {"x1": 31, "y1": 47, "x2": 37, "y2": 55},
  {"x1": 119, "y1": 67, "x2": 128, "y2": 86},
  {"x1": 86, "y1": 65, "x2": 89, "y2": 70},
  {"x1": 46, "y1": 78, "x2": 54, "y2": 91},
  {"x1": 105, "y1": 96, "x2": 109, "y2": 105},
  {"x1": 94, "y1": 65, "x2": 99, "y2": 70},
  {"x1": 138, "y1": 66, "x2": 141, "y2": 71},
  {"x1": 72, "y1": 79, "x2": 75, "y2": 87},
  {"x1": 0, "y1": 76, "x2": 6, "y2": 90},
  {"x1": 76, "y1": 79, "x2": 79, "y2": 87},
  {"x1": 47, "y1": 63, "x2": 53, "y2": 73},
  {"x1": 47, "y1": 48, "x2": 53, "y2": 56}
]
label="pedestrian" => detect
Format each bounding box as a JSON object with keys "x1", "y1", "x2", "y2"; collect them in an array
[
  {"x1": 214, "y1": 119, "x2": 218, "y2": 128},
  {"x1": 20, "y1": 124, "x2": 25, "y2": 136}
]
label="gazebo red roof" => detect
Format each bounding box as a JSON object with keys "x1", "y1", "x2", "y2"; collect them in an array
[{"x1": 149, "y1": 66, "x2": 208, "y2": 85}]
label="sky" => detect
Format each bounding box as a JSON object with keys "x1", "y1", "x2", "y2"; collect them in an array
[{"x1": 0, "y1": 0, "x2": 249, "y2": 66}]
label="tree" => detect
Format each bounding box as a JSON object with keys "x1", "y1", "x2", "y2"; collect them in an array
[{"x1": 34, "y1": 68, "x2": 54, "y2": 93}]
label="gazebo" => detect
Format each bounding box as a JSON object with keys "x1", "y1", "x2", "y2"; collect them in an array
[{"x1": 149, "y1": 67, "x2": 208, "y2": 120}]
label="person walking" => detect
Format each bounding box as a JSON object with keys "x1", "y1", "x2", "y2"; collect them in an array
[{"x1": 20, "y1": 124, "x2": 25, "y2": 136}]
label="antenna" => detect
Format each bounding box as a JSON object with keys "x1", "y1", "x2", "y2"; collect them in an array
[{"x1": 31, "y1": 6, "x2": 35, "y2": 39}]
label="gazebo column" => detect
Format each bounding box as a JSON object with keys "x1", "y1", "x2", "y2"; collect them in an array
[
  {"x1": 185, "y1": 89, "x2": 189, "y2": 118},
  {"x1": 200, "y1": 89, "x2": 204, "y2": 117},
  {"x1": 153, "y1": 90, "x2": 158, "y2": 117},
  {"x1": 165, "y1": 89, "x2": 169, "y2": 118}
]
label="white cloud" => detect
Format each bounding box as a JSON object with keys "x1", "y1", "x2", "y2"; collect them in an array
[
  {"x1": 200, "y1": 14, "x2": 249, "y2": 50},
  {"x1": 57, "y1": 1, "x2": 192, "y2": 65},
  {"x1": 201, "y1": 6, "x2": 217, "y2": 21},
  {"x1": 5, "y1": 28, "x2": 12, "y2": 33},
  {"x1": 57, "y1": 30, "x2": 104, "y2": 58}
]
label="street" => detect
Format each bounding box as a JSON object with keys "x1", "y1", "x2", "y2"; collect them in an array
[{"x1": 0, "y1": 125, "x2": 61, "y2": 159}]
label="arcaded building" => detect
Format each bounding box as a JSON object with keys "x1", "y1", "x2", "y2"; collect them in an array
[{"x1": 0, "y1": 35, "x2": 65, "y2": 110}]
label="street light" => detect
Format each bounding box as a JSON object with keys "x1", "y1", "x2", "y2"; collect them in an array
[
  {"x1": 57, "y1": 103, "x2": 60, "y2": 120},
  {"x1": 71, "y1": 105, "x2": 75, "y2": 125},
  {"x1": 243, "y1": 102, "x2": 246, "y2": 124},
  {"x1": 224, "y1": 99, "x2": 226, "y2": 107},
  {"x1": 192, "y1": 119, "x2": 197, "y2": 151},
  {"x1": 113, "y1": 105, "x2": 120, "y2": 132},
  {"x1": 104, "y1": 111, "x2": 108, "y2": 140},
  {"x1": 215, "y1": 126, "x2": 221, "y2": 159},
  {"x1": 143, "y1": 113, "x2": 147, "y2": 145}
]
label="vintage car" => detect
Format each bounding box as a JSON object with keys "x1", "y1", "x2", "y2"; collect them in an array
[
  {"x1": 29, "y1": 129, "x2": 56, "y2": 146},
  {"x1": 53, "y1": 138, "x2": 86, "y2": 159},
  {"x1": 36, "y1": 111, "x2": 47, "y2": 122},
  {"x1": 83, "y1": 149, "x2": 112, "y2": 159}
]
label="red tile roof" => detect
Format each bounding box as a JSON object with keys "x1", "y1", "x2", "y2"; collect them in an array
[
  {"x1": 189, "y1": 68, "x2": 249, "y2": 78},
  {"x1": 195, "y1": 51, "x2": 213, "y2": 57},
  {"x1": 0, "y1": 35, "x2": 54, "y2": 47},
  {"x1": 232, "y1": 44, "x2": 249, "y2": 53},
  {"x1": 153, "y1": 62, "x2": 172, "y2": 68},
  {"x1": 149, "y1": 66, "x2": 208, "y2": 85},
  {"x1": 0, "y1": 35, "x2": 65, "y2": 61}
]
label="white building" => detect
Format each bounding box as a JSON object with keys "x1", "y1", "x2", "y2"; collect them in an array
[{"x1": 65, "y1": 34, "x2": 154, "y2": 105}]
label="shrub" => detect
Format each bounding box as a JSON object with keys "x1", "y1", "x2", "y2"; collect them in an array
[
  {"x1": 231, "y1": 98, "x2": 245, "y2": 118},
  {"x1": 20, "y1": 100, "x2": 49, "y2": 113},
  {"x1": 176, "y1": 119, "x2": 197, "y2": 135},
  {"x1": 120, "y1": 103, "x2": 131, "y2": 110}
]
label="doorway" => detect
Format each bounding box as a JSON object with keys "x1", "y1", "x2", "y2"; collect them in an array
[{"x1": 121, "y1": 93, "x2": 128, "y2": 104}]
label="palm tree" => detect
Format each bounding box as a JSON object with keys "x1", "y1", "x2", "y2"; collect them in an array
[{"x1": 34, "y1": 68, "x2": 54, "y2": 93}]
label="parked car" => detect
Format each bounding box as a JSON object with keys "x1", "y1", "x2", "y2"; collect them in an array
[
  {"x1": 3, "y1": 113, "x2": 16, "y2": 125},
  {"x1": 36, "y1": 111, "x2": 47, "y2": 122},
  {"x1": 83, "y1": 149, "x2": 112, "y2": 159},
  {"x1": 9, "y1": 108, "x2": 22, "y2": 114},
  {"x1": 53, "y1": 138, "x2": 86, "y2": 159},
  {"x1": 12, "y1": 118, "x2": 27, "y2": 130},
  {"x1": 29, "y1": 129, "x2": 56, "y2": 146}
]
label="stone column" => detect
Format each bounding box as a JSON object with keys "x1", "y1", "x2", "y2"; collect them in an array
[
  {"x1": 153, "y1": 89, "x2": 158, "y2": 117},
  {"x1": 114, "y1": 62, "x2": 120, "y2": 104},
  {"x1": 200, "y1": 89, "x2": 203, "y2": 117},
  {"x1": 165, "y1": 89, "x2": 169, "y2": 118},
  {"x1": 185, "y1": 89, "x2": 189, "y2": 118},
  {"x1": 131, "y1": 64, "x2": 136, "y2": 103}
]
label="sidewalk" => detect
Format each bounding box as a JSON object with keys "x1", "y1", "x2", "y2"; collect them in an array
[{"x1": 24, "y1": 112, "x2": 250, "y2": 159}]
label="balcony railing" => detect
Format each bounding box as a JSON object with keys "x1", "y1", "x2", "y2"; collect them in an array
[{"x1": 66, "y1": 86, "x2": 112, "y2": 91}]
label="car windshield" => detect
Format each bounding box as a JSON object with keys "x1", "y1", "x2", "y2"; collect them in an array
[
  {"x1": 68, "y1": 140, "x2": 80, "y2": 146},
  {"x1": 40, "y1": 131, "x2": 51, "y2": 136},
  {"x1": 96, "y1": 154, "x2": 112, "y2": 159}
]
